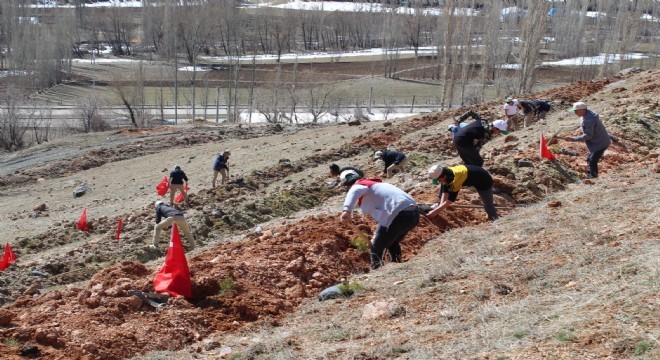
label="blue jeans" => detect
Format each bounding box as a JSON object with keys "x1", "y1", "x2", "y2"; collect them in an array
[
  {"x1": 587, "y1": 148, "x2": 607, "y2": 178},
  {"x1": 371, "y1": 209, "x2": 420, "y2": 269}
]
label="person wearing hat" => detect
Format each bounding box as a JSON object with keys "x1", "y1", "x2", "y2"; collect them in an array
[
  {"x1": 152, "y1": 201, "x2": 196, "y2": 250},
  {"x1": 503, "y1": 98, "x2": 519, "y2": 130},
  {"x1": 169, "y1": 165, "x2": 190, "y2": 206},
  {"x1": 426, "y1": 164, "x2": 499, "y2": 221},
  {"x1": 566, "y1": 102, "x2": 611, "y2": 178},
  {"x1": 373, "y1": 149, "x2": 409, "y2": 178},
  {"x1": 453, "y1": 110, "x2": 509, "y2": 167},
  {"x1": 212, "y1": 150, "x2": 231, "y2": 188},
  {"x1": 339, "y1": 170, "x2": 419, "y2": 270}
]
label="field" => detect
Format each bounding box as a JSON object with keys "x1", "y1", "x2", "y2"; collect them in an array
[{"x1": 0, "y1": 64, "x2": 658, "y2": 360}]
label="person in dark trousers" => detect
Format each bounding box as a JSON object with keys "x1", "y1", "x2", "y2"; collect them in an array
[
  {"x1": 373, "y1": 149, "x2": 409, "y2": 178},
  {"x1": 329, "y1": 163, "x2": 365, "y2": 178},
  {"x1": 169, "y1": 165, "x2": 190, "y2": 205},
  {"x1": 566, "y1": 102, "x2": 611, "y2": 178},
  {"x1": 517, "y1": 100, "x2": 536, "y2": 127},
  {"x1": 426, "y1": 164, "x2": 499, "y2": 221},
  {"x1": 212, "y1": 150, "x2": 231, "y2": 188},
  {"x1": 152, "y1": 201, "x2": 196, "y2": 249},
  {"x1": 339, "y1": 170, "x2": 419, "y2": 270},
  {"x1": 453, "y1": 110, "x2": 508, "y2": 167},
  {"x1": 531, "y1": 100, "x2": 551, "y2": 121}
]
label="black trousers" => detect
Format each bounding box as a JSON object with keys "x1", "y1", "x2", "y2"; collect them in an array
[
  {"x1": 454, "y1": 144, "x2": 484, "y2": 167},
  {"x1": 370, "y1": 209, "x2": 420, "y2": 269}
]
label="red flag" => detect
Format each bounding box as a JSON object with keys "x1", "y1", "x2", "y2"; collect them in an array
[
  {"x1": 174, "y1": 184, "x2": 189, "y2": 204},
  {"x1": 153, "y1": 224, "x2": 192, "y2": 298},
  {"x1": 3, "y1": 243, "x2": 16, "y2": 265},
  {"x1": 156, "y1": 176, "x2": 170, "y2": 196},
  {"x1": 540, "y1": 132, "x2": 556, "y2": 161},
  {"x1": 1, "y1": 243, "x2": 16, "y2": 271},
  {"x1": 115, "y1": 218, "x2": 123, "y2": 240},
  {"x1": 76, "y1": 208, "x2": 90, "y2": 232}
]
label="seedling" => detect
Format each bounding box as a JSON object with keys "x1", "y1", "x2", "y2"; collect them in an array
[
  {"x1": 350, "y1": 236, "x2": 369, "y2": 253},
  {"x1": 219, "y1": 276, "x2": 234, "y2": 295},
  {"x1": 555, "y1": 331, "x2": 577, "y2": 343}
]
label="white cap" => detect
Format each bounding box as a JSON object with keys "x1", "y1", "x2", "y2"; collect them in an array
[
  {"x1": 374, "y1": 151, "x2": 383, "y2": 159},
  {"x1": 155, "y1": 200, "x2": 164, "y2": 208},
  {"x1": 339, "y1": 170, "x2": 360, "y2": 186},
  {"x1": 428, "y1": 164, "x2": 444, "y2": 179},
  {"x1": 492, "y1": 119, "x2": 508, "y2": 132},
  {"x1": 572, "y1": 101, "x2": 588, "y2": 111}
]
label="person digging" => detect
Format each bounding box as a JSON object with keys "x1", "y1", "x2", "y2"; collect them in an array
[
  {"x1": 152, "y1": 201, "x2": 196, "y2": 250},
  {"x1": 453, "y1": 110, "x2": 509, "y2": 167},
  {"x1": 339, "y1": 170, "x2": 419, "y2": 270},
  {"x1": 425, "y1": 164, "x2": 499, "y2": 222},
  {"x1": 373, "y1": 149, "x2": 408, "y2": 178}
]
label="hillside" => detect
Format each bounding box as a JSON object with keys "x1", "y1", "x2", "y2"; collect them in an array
[{"x1": 0, "y1": 69, "x2": 658, "y2": 360}]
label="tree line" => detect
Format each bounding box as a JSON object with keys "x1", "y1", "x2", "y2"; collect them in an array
[{"x1": 0, "y1": 0, "x2": 658, "y2": 150}]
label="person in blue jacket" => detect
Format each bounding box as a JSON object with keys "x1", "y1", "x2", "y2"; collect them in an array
[{"x1": 212, "y1": 150, "x2": 231, "y2": 188}]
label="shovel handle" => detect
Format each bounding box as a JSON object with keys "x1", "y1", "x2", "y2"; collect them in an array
[{"x1": 347, "y1": 222, "x2": 371, "y2": 243}]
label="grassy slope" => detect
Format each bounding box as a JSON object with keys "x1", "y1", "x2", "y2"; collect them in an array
[{"x1": 189, "y1": 170, "x2": 658, "y2": 360}]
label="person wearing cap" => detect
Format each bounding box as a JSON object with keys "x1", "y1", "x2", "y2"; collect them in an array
[
  {"x1": 373, "y1": 149, "x2": 409, "y2": 178},
  {"x1": 566, "y1": 102, "x2": 611, "y2": 178},
  {"x1": 447, "y1": 121, "x2": 468, "y2": 140},
  {"x1": 329, "y1": 163, "x2": 364, "y2": 178},
  {"x1": 426, "y1": 164, "x2": 499, "y2": 221},
  {"x1": 453, "y1": 110, "x2": 509, "y2": 167},
  {"x1": 169, "y1": 165, "x2": 190, "y2": 206},
  {"x1": 339, "y1": 170, "x2": 419, "y2": 270},
  {"x1": 503, "y1": 98, "x2": 519, "y2": 130},
  {"x1": 152, "y1": 201, "x2": 196, "y2": 250},
  {"x1": 212, "y1": 150, "x2": 231, "y2": 188}
]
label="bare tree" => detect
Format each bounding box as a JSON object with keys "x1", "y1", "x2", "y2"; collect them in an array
[
  {"x1": 110, "y1": 62, "x2": 146, "y2": 128},
  {"x1": 306, "y1": 84, "x2": 335, "y2": 124},
  {"x1": 0, "y1": 86, "x2": 27, "y2": 151},
  {"x1": 76, "y1": 94, "x2": 107, "y2": 133}
]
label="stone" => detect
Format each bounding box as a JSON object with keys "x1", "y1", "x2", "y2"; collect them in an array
[{"x1": 362, "y1": 298, "x2": 405, "y2": 320}]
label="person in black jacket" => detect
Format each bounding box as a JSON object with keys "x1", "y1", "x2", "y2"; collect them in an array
[
  {"x1": 152, "y1": 201, "x2": 196, "y2": 249},
  {"x1": 212, "y1": 150, "x2": 231, "y2": 188},
  {"x1": 374, "y1": 150, "x2": 408, "y2": 178},
  {"x1": 453, "y1": 110, "x2": 508, "y2": 167},
  {"x1": 169, "y1": 165, "x2": 190, "y2": 206}
]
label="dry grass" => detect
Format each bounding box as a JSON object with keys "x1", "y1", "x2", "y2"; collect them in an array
[{"x1": 183, "y1": 168, "x2": 659, "y2": 360}]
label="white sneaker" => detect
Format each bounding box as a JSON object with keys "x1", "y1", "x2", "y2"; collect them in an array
[{"x1": 148, "y1": 244, "x2": 157, "y2": 250}]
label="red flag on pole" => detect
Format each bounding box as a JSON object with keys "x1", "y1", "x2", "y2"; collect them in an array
[
  {"x1": 115, "y1": 218, "x2": 123, "y2": 240},
  {"x1": 540, "y1": 132, "x2": 556, "y2": 161},
  {"x1": 0, "y1": 257, "x2": 6, "y2": 271},
  {"x1": 156, "y1": 176, "x2": 170, "y2": 196},
  {"x1": 76, "y1": 208, "x2": 91, "y2": 232},
  {"x1": 174, "y1": 184, "x2": 189, "y2": 204},
  {"x1": 153, "y1": 224, "x2": 192, "y2": 298}
]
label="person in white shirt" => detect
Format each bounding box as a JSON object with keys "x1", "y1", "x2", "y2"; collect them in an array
[{"x1": 503, "y1": 98, "x2": 519, "y2": 130}]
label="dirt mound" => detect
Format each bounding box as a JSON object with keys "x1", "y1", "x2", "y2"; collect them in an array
[{"x1": 0, "y1": 212, "x2": 455, "y2": 360}]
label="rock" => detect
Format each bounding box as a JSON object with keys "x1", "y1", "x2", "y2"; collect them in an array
[
  {"x1": 19, "y1": 345, "x2": 40, "y2": 356},
  {"x1": 504, "y1": 134, "x2": 518, "y2": 142},
  {"x1": 383, "y1": 121, "x2": 392, "y2": 127},
  {"x1": 202, "y1": 339, "x2": 221, "y2": 351},
  {"x1": 219, "y1": 346, "x2": 233, "y2": 358},
  {"x1": 347, "y1": 119, "x2": 361, "y2": 126},
  {"x1": 81, "y1": 342, "x2": 98, "y2": 354},
  {"x1": 362, "y1": 298, "x2": 405, "y2": 320},
  {"x1": 285, "y1": 256, "x2": 305, "y2": 273},
  {"x1": 547, "y1": 200, "x2": 562, "y2": 208},
  {"x1": 516, "y1": 159, "x2": 534, "y2": 168},
  {"x1": 73, "y1": 183, "x2": 91, "y2": 198},
  {"x1": 0, "y1": 308, "x2": 14, "y2": 325}
]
